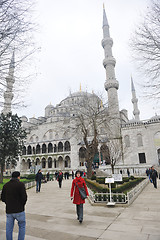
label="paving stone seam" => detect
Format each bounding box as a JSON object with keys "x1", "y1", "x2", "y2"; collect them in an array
[{"x1": 96, "y1": 208, "x2": 125, "y2": 240}]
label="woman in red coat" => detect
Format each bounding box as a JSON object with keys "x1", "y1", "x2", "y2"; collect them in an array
[{"x1": 70, "y1": 170, "x2": 89, "y2": 223}]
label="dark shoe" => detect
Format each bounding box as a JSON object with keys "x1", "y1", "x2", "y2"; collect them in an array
[{"x1": 79, "y1": 220, "x2": 82, "y2": 223}]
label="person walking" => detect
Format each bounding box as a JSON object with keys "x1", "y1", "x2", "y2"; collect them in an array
[
  {"x1": 70, "y1": 170, "x2": 89, "y2": 223},
  {"x1": 1, "y1": 171, "x2": 27, "y2": 240},
  {"x1": 127, "y1": 168, "x2": 130, "y2": 177},
  {"x1": 57, "y1": 170, "x2": 63, "y2": 188},
  {"x1": 72, "y1": 170, "x2": 74, "y2": 179},
  {"x1": 150, "y1": 166, "x2": 158, "y2": 188},
  {"x1": 35, "y1": 169, "x2": 43, "y2": 192},
  {"x1": 46, "y1": 172, "x2": 50, "y2": 181}
]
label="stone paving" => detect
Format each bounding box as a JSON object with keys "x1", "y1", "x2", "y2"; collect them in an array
[{"x1": 0, "y1": 178, "x2": 160, "y2": 240}]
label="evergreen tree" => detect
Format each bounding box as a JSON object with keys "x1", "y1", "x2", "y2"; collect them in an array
[{"x1": 0, "y1": 113, "x2": 26, "y2": 182}]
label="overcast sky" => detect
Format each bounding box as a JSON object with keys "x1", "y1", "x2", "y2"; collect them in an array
[{"x1": 14, "y1": 0, "x2": 158, "y2": 121}]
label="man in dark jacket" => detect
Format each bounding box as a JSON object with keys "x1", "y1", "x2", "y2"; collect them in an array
[
  {"x1": 1, "y1": 171, "x2": 27, "y2": 240},
  {"x1": 150, "y1": 166, "x2": 158, "y2": 188},
  {"x1": 35, "y1": 169, "x2": 43, "y2": 192},
  {"x1": 57, "y1": 170, "x2": 63, "y2": 188}
]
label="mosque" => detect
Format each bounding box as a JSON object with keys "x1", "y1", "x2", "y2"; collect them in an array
[{"x1": 3, "y1": 7, "x2": 160, "y2": 175}]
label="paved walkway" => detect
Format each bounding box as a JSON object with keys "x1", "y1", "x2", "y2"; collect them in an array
[{"x1": 0, "y1": 178, "x2": 160, "y2": 240}]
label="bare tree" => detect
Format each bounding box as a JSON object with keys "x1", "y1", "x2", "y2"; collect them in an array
[
  {"x1": 69, "y1": 92, "x2": 116, "y2": 179},
  {"x1": 107, "y1": 138, "x2": 123, "y2": 174},
  {"x1": 130, "y1": 0, "x2": 160, "y2": 98},
  {"x1": 0, "y1": 0, "x2": 37, "y2": 110}
]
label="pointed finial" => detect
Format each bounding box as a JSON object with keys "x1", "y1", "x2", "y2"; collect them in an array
[
  {"x1": 9, "y1": 50, "x2": 15, "y2": 69},
  {"x1": 131, "y1": 76, "x2": 135, "y2": 91},
  {"x1": 33, "y1": 114, "x2": 35, "y2": 118},
  {"x1": 101, "y1": 100, "x2": 103, "y2": 108},
  {"x1": 80, "y1": 83, "x2": 81, "y2": 92},
  {"x1": 103, "y1": 3, "x2": 109, "y2": 27},
  {"x1": 50, "y1": 102, "x2": 52, "y2": 105}
]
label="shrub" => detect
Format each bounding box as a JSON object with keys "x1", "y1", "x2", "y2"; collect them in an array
[
  {"x1": 129, "y1": 175, "x2": 135, "y2": 180},
  {"x1": 26, "y1": 174, "x2": 36, "y2": 180},
  {"x1": 91, "y1": 175, "x2": 96, "y2": 180},
  {"x1": 85, "y1": 179, "x2": 109, "y2": 193},
  {"x1": 123, "y1": 177, "x2": 129, "y2": 182},
  {"x1": 96, "y1": 178, "x2": 105, "y2": 184}
]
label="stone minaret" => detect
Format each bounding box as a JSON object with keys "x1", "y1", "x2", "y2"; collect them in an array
[
  {"x1": 2, "y1": 51, "x2": 15, "y2": 115},
  {"x1": 102, "y1": 5, "x2": 120, "y2": 137},
  {"x1": 131, "y1": 77, "x2": 140, "y2": 121}
]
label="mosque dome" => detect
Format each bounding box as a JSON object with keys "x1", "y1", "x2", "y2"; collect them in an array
[
  {"x1": 20, "y1": 115, "x2": 28, "y2": 122},
  {"x1": 59, "y1": 91, "x2": 101, "y2": 106},
  {"x1": 45, "y1": 103, "x2": 54, "y2": 109}
]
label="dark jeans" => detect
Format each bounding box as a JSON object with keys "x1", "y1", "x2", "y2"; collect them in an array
[
  {"x1": 152, "y1": 178, "x2": 157, "y2": 188},
  {"x1": 58, "y1": 180, "x2": 62, "y2": 188},
  {"x1": 76, "y1": 204, "x2": 83, "y2": 221},
  {"x1": 36, "y1": 181, "x2": 41, "y2": 192}
]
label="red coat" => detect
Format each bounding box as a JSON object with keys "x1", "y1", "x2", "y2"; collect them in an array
[{"x1": 70, "y1": 177, "x2": 89, "y2": 204}]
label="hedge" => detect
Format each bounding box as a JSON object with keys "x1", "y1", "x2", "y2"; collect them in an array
[{"x1": 85, "y1": 177, "x2": 145, "y2": 194}]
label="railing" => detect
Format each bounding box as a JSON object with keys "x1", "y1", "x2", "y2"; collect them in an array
[
  {"x1": 127, "y1": 178, "x2": 149, "y2": 205},
  {"x1": 88, "y1": 178, "x2": 149, "y2": 206},
  {"x1": 25, "y1": 181, "x2": 36, "y2": 189}
]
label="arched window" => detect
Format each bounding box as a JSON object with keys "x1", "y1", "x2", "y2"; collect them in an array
[
  {"x1": 79, "y1": 147, "x2": 86, "y2": 166},
  {"x1": 36, "y1": 144, "x2": 40, "y2": 154},
  {"x1": 36, "y1": 158, "x2": 40, "y2": 165},
  {"x1": 54, "y1": 159, "x2": 57, "y2": 168},
  {"x1": 58, "y1": 142, "x2": 63, "y2": 152},
  {"x1": 22, "y1": 146, "x2": 26, "y2": 155},
  {"x1": 64, "y1": 156, "x2": 70, "y2": 168},
  {"x1": 137, "y1": 134, "x2": 143, "y2": 147},
  {"x1": 42, "y1": 144, "x2": 47, "y2": 153},
  {"x1": 27, "y1": 145, "x2": 32, "y2": 155},
  {"x1": 27, "y1": 159, "x2": 31, "y2": 169},
  {"x1": 48, "y1": 143, "x2": 53, "y2": 153},
  {"x1": 42, "y1": 158, "x2": 46, "y2": 168},
  {"x1": 124, "y1": 135, "x2": 130, "y2": 147},
  {"x1": 100, "y1": 144, "x2": 110, "y2": 165},
  {"x1": 58, "y1": 156, "x2": 63, "y2": 168},
  {"x1": 48, "y1": 157, "x2": 52, "y2": 168},
  {"x1": 64, "y1": 141, "x2": 71, "y2": 151}
]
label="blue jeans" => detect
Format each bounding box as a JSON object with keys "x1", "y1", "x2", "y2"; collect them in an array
[
  {"x1": 36, "y1": 181, "x2": 41, "y2": 192},
  {"x1": 6, "y1": 211, "x2": 26, "y2": 240}
]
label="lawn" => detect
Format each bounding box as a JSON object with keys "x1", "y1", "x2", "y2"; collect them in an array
[{"x1": 0, "y1": 178, "x2": 34, "y2": 190}]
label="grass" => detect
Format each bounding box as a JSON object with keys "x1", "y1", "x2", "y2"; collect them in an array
[{"x1": 0, "y1": 178, "x2": 34, "y2": 190}]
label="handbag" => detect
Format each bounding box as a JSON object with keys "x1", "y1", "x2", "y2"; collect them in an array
[{"x1": 76, "y1": 182, "x2": 87, "y2": 200}]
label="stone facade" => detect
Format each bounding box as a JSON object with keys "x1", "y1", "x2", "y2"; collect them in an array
[{"x1": 4, "y1": 7, "x2": 160, "y2": 175}]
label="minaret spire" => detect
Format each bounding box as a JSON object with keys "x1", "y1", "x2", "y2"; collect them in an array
[
  {"x1": 102, "y1": 5, "x2": 120, "y2": 137},
  {"x1": 2, "y1": 51, "x2": 15, "y2": 115},
  {"x1": 131, "y1": 77, "x2": 140, "y2": 121}
]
